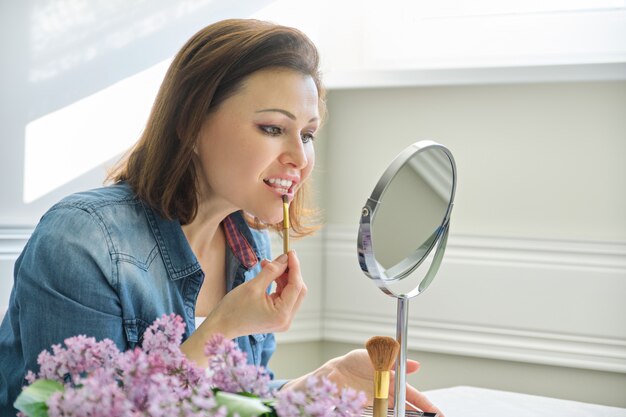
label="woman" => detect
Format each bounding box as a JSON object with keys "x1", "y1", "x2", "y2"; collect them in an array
[{"x1": 0, "y1": 19, "x2": 442, "y2": 417}]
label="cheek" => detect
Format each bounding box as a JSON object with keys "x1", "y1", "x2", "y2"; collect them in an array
[{"x1": 304, "y1": 147, "x2": 315, "y2": 178}]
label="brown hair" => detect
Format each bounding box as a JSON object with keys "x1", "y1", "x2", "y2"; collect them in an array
[{"x1": 108, "y1": 19, "x2": 325, "y2": 237}]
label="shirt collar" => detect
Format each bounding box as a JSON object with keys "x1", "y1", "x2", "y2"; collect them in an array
[
  {"x1": 142, "y1": 202, "x2": 259, "y2": 280},
  {"x1": 222, "y1": 211, "x2": 260, "y2": 269}
]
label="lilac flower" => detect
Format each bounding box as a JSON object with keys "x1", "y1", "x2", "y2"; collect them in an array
[
  {"x1": 142, "y1": 314, "x2": 204, "y2": 388},
  {"x1": 275, "y1": 376, "x2": 366, "y2": 417},
  {"x1": 179, "y1": 379, "x2": 224, "y2": 417},
  {"x1": 26, "y1": 335, "x2": 120, "y2": 384},
  {"x1": 142, "y1": 313, "x2": 186, "y2": 352},
  {"x1": 46, "y1": 368, "x2": 133, "y2": 417},
  {"x1": 335, "y1": 387, "x2": 368, "y2": 417},
  {"x1": 19, "y1": 314, "x2": 366, "y2": 417},
  {"x1": 204, "y1": 334, "x2": 272, "y2": 398}
]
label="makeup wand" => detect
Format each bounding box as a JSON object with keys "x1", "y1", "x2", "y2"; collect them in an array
[
  {"x1": 366, "y1": 336, "x2": 400, "y2": 417},
  {"x1": 282, "y1": 194, "x2": 290, "y2": 254}
]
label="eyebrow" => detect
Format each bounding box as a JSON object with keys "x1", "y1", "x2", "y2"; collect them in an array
[{"x1": 256, "y1": 108, "x2": 319, "y2": 123}]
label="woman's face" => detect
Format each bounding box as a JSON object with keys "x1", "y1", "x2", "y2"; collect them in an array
[{"x1": 195, "y1": 68, "x2": 319, "y2": 224}]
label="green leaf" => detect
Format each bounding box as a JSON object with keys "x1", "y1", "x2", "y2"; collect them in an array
[
  {"x1": 260, "y1": 397, "x2": 277, "y2": 408},
  {"x1": 236, "y1": 391, "x2": 260, "y2": 398},
  {"x1": 14, "y1": 380, "x2": 64, "y2": 417},
  {"x1": 215, "y1": 391, "x2": 271, "y2": 417}
]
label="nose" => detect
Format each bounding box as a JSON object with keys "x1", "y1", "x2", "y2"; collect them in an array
[{"x1": 279, "y1": 135, "x2": 309, "y2": 169}]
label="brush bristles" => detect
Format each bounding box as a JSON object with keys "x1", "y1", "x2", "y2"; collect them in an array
[{"x1": 365, "y1": 336, "x2": 400, "y2": 371}]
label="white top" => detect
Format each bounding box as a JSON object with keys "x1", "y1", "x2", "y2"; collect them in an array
[
  {"x1": 422, "y1": 386, "x2": 626, "y2": 417},
  {"x1": 195, "y1": 317, "x2": 206, "y2": 328}
]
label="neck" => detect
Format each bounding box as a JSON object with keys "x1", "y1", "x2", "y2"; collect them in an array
[
  {"x1": 182, "y1": 189, "x2": 235, "y2": 256},
  {"x1": 182, "y1": 214, "x2": 224, "y2": 256}
]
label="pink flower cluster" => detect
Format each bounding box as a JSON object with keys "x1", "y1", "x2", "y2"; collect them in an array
[
  {"x1": 22, "y1": 314, "x2": 366, "y2": 417},
  {"x1": 275, "y1": 377, "x2": 366, "y2": 417},
  {"x1": 204, "y1": 333, "x2": 272, "y2": 398},
  {"x1": 24, "y1": 314, "x2": 219, "y2": 417}
]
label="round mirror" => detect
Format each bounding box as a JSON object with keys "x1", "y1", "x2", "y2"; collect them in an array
[{"x1": 357, "y1": 140, "x2": 456, "y2": 299}]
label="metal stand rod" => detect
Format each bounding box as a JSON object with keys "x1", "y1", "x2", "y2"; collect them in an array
[{"x1": 394, "y1": 296, "x2": 409, "y2": 417}]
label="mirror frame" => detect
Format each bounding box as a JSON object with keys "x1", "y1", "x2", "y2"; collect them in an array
[{"x1": 357, "y1": 140, "x2": 457, "y2": 298}]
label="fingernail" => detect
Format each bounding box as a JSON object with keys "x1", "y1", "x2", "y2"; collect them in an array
[{"x1": 276, "y1": 253, "x2": 288, "y2": 264}]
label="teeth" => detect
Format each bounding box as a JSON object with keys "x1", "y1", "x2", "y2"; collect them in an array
[{"x1": 267, "y1": 178, "x2": 293, "y2": 188}]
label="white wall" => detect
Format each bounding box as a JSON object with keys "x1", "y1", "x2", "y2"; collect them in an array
[{"x1": 280, "y1": 81, "x2": 626, "y2": 407}]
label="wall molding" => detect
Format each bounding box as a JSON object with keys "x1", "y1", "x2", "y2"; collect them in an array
[
  {"x1": 323, "y1": 310, "x2": 626, "y2": 373},
  {"x1": 275, "y1": 310, "x2": 323, "y2": 343},
  {"x1": 322, "y1": 224, "x2": 626, "y2": 373},
  {"x1": 0, "y1": 226, "x2": 32, "y2": 260},
  {"x1": 325, "y1": 224, "x2": 626, "y2": 271},
  {"x1": 5, "y1": 223, "x2": 624, "y2": 269},
  {"x1": 0, "y1": 226, "x2": 33, "y2": 318},
  {"x1": 3, "y1": 225, "x2": 625, "y2": 373}
]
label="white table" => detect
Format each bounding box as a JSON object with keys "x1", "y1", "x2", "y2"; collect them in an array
[{"x1": 422, "y1": 386, "x2": 626, "y2": 417}]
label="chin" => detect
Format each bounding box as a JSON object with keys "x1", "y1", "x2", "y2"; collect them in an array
[
  {"x1": 260, "y1": 214, "x2": 282, "y2": 225},
  {"x1": 248, "y1": 209, "x2": 282, "y2": 226}
]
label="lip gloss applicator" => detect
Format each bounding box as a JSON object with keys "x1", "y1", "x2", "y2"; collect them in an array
[{"x1": 282, "y1": 194, "x2": 290, "y2": 254}]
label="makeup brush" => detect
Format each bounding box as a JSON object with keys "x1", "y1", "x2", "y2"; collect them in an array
[
  {"x1": 282, "y1": 194, "x2": 290, "y2": 254},
  {"x1": 365, "y1": 336, "x2": 400, "y2": 417}
]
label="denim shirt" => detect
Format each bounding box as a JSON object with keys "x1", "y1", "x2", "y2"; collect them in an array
[{"x1": 0, "y1": 183, "x2": 281, "y2": 416}]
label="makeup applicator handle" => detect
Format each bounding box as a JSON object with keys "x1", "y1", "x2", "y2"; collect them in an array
[
  {"x1": 374, "y1": 397, "x2": 389, "y2": 417},
  {"x1": 282, "y1": 194, "x2": 290, "y2": 254},
  {"x1": 373, "y1": 369, "x2": 391, "y2": 417}
]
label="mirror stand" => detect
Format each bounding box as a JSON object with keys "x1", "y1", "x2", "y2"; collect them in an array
[
  {"x1": 357, "y1": 140, "x2": 456, "y2": 417},
  {"x1": 395, "y1": 296, "x2": 409, "y2": 417},
  {"x1": 393, "y1": 223, "x2": 450, "y2": 417}
]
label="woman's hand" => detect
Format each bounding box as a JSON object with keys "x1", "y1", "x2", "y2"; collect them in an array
[
  {"x1": 282, "y1": 349, "x2": 444, "y2": 416},
  {"x1": 182, "y1": 250, "x2": 306, "y2": 366}
]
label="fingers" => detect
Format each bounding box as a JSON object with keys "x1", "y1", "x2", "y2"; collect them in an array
[
  {"x1": 258, "y1": 251, "x2": 307, "y2": 321},
  {"x1": 406, "y1": 359, "x2": 421, "y2": 374},
  {"x1": 390, "y1": 359, "x2": 421, "y2": 375},
  {"x1": 291, "y1": 278, "x2": 307, "y2": 315},
  {"x1": 275, "y1": 251, "x2": 306, "y2": 307},
  {"x1": 285, "y1": 264, "x2": 307, "y2": 321},
  {"x1": 257, "y1": 253, "x2": 289, "y2": 288},
  {"x1": 406, "y1": 386, "x2": 444, "y2": 417}
]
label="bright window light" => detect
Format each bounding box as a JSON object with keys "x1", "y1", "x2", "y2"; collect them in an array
[{"x1": 23, "y1": 59, "x2": 170, "y2": 203}]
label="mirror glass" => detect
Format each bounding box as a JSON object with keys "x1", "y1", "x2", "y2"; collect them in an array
[
  {"x1": 372, "y1": 148, "x2": 454, "y2": 278},
  {"x1": 358, "y1": 141, "x2": 456, "y2": 298}
]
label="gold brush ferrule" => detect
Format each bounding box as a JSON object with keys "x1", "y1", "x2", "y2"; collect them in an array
[
  {"x1": 373, "y1": 370, "x2": 390, "y2": 399},
  {"x1": 282, "y1": 195, "x2": 290, "y2": 254}
]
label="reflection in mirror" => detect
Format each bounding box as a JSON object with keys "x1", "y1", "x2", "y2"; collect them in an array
[{"x1": 371, "y1": 148, "x2": 453, "y2": 281}]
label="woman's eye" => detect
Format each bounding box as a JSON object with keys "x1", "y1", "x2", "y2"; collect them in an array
[
  {"x1": 260, "y1": 125, "x2": 283, "y2": 136},
  {"x1": 301, "y1": 132, "x2": 316, "y2": 144}
]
